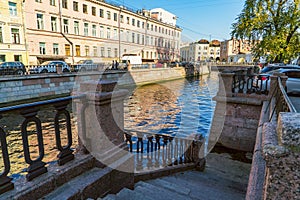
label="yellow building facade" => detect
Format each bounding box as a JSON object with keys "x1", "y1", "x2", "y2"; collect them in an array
[{"x1": 0, "y1": 0, "x2": 28, "y2": 64}]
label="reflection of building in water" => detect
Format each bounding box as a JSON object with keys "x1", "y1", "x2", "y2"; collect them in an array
[{"x1": 124, "y1": 83, "x2": 180, "y2": 132}]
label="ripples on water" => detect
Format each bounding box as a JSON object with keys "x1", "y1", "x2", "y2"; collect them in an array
[{"x1": 124, "y1": 72, "x2": 219, "y2": 139}]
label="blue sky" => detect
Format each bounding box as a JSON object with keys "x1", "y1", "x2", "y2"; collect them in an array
[{"x1": 110, "y1": 0, "x2": 245, "y2": 42}]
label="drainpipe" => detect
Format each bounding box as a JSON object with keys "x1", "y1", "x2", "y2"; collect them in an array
[
  {"x1": 21, "y1": 0, "x2": 29, "y2": 65},
  {"x1": 58, "y1": 0, "x2": 74, "y2": 64},
  {"x1": 118, "y1": 8, "x2": 121, "y2": 62}
]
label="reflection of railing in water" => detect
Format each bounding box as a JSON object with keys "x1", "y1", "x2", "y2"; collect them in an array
[
  {"x1": 232, "y1": 71, "x2": 270, "y2": 95},
  {"x1": 124, "y1": 129, "x2": 204, "y2": 173},
  {"x1": 0, "y1": 95, "x2": 83, "y2": 194},
  {"x1": 268, "y1": 77, "x2": 297, "y2": 121}
]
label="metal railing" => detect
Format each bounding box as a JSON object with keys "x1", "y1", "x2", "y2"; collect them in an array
[
  {"x1": 268, "y1": 77, "x2": 297, "y2": 121},
  {"x1": 0, "y1": 95, "x2": 84, "y2": 194},
  {"x1": 232, "y1": 70, "x2": 270, "y2": 95},
  {"x1": 124, "y1": 129, "x2": 204, "y2": 173}
]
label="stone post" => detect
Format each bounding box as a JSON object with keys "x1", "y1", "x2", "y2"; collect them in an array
[
  {"x1": 74, "y1": 79, "x2": 134, "y2": 192},
  {"x1": 56, "y1": 64, "x2": 62, "y2": 74},
  {"x1": 217, "y1": 71, "x2": 235, "y2": 97},
  {"x1": 268, "y1": 73, "x2": 288, "y2": 99},
  {"x1": 262, "y1": 113, "x2": 300, "y2": 200}
]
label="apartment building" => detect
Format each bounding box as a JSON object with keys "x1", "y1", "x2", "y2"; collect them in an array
[
  {"x1": 220, "y1": 38, "x2": 255, "y2": 63},
  {"x1": 180, "y1": 39, "x2": 220, "y2": 62},
  {"x1": 0, "y1": 1, "x2": 28, "y2": 64},
  {"x1": 23, "y1": 1, "x2": 181, "y2": 64}
]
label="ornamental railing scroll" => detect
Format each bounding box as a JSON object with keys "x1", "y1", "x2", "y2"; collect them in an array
[{"x1": 0, "y1": 95, "x2": 85, "y2": 194}]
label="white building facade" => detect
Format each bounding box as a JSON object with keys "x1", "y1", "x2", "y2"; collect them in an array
[
  {"x1": 180, "y1": 39, "x2": 220, "y2": 62},
  {"x1": 23, "y1": 1, "x2": 181, "y2": 64}
]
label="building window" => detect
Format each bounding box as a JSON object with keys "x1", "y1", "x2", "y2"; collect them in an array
[
  {"x1": 151, "y1": 24, "x2": 153, "y2": 31},
  {"x1": 132, "y1": 33, "x2": 135, "y2": 43},
  {"x1": 142, "y1": 35, "x2": 144, "y2": 45},
  {"x1": 75, "y1": 45, "x2": 80, "y2": 56},
  {"x1": 50, "y1": 0, "x2": 55, "y2": 6},
  {"x1": 39, "y1": 42, "x2": 46, "y2": 54},
  {"x1": 142, "y1": 22, "x2": 144, "y2": 29},
  {"x1": 73, "y1": 1, "x2": 78, "y2": 11},
  {"x1": 37, "y1": 13, "x2": 44, "y2": 29},
  {"x1": 107, "y1": 27, "x2": 110, "y2": 39},
  {"x1": 126, "y1": 17, "x2": 130, "y2": 24},
  {"x1": 99, "y1": 26, "x2": 104, "y2": 38},
  {"x1": 114, "y1": 48, "x2": 118, "y2": 58},
  {"x1": 120, "y1": 15, "x2": 124, "y2": 23},
  {"x1": 9, "y1": 2, "x2": 17, "y2": 16},
  {"x1": 137, "y1": 34, "x2": 140, "y2": 44},
  {"x1": 62, "y1": 0, "x2": 67, "y2": 9},
  {"x1": 85, "y1": 45, "x2": 89, "y2": 56},
  {"x1": 74, "y1": 21, "x2": 79, "y2": 35},
  {"x1": 107, "y1": 48, "x2": 111, "y2": 57},
  {"x1": 65, "y1": 44, "x2": 70, "y2": 56},
  {"x1": 51, "y1": 17, "x2": 57, "y2": 32},
  {"x1": 93, "y1": 46, "x2": 97, "y2": 56},
  {"x1": 137, "y1": 20, "x2": 140, "y2": 28},
  {"x1": 0, "y1": 27, "x2": 3, "y2": 43},
  {"x1": 132, "y1": 18, "x2": 135, "y2": 26},
  {"x1": 99, "y1": 9, "x2": 104, "y2": 17},
  {"x1": 101, "y1": 47, "x2": 105, "y2": 57},
  {"x1": 83, "y1": 4, "x2": 87, "y2": 14},
  {"x1": 84, "y1": 23, "x2": 88, "y2": 36},
  {"x1": 92, "y1": 25, "x2": 96, "y2": 37},
  {"x1": 92, "y1": 6, "x2": 96, "y2": 16},
  {"x1": 107, "y1": 11, "x2": 111, "y2": 19},
  {"x1": 53, "y1": 43, "x2": 59, "y2": 55},
  {"x1": 35, "y1": 0, "x2": 42, "y2": 2},
  {"x1": 113, "y1": 29, "x2": 117, "y2": 39},
  {"x1": 63, "y1": 19, "x2": 69, "y2": 33},
  {"x1": 0, "y1": 55, "x2": 5, "y2": 62},
  {"x1": 11, "y1": 28, "x2": 20, "y2": 44},
  {"x1": 113, "y1": 13, "x2": 117, "y2": 21}
]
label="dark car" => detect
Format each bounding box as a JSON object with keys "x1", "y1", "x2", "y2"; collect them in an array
[
  {"x1": 259, "y1": 63, "x2": 297, "y2": 74},
  {"x1": 0, "y1": 61, "x2": 26, "y2": 75}
]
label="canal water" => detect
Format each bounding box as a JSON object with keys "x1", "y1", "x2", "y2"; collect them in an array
[
  {"x1": 124, "y1": 72, "x2": 219, "y2": 144},
  {"x1": 1, "y1": 72, "x2": 219, "y2": 178}
]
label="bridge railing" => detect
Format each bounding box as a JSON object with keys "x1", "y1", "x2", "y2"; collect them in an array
[
  {"x1": 0, "y1": 95, "x2": 84, "y2": 194},
  {"x1": 124, "y1": 129, "x2": 205, "y2": 175}
]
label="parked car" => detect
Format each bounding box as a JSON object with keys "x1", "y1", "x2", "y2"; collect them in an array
[
  {"x1": 257, "y1": 68, "x2": 300, "y2": 95},
  {"x1": 0, "y1": 61, "x2": 26, "y2": 75},
  {"x1": 29, "y1": 61, "x2": 71, "y2": 73},
  {"x1": 72, "y1": 59, "x2": 98, "y2": 72},
  {"x1": 258, "y1": 63, "x2": 299, "y2": 74}
]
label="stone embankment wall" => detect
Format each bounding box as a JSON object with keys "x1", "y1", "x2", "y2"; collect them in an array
[
  {"x1": 262, "y1": 113, "x2": 300, "y2": 200},
  {"x1": 0, "y1": 65, "x2": 210, "y2": 105}
]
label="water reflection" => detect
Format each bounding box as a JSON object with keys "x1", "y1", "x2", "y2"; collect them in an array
[{"x1": 124, "y1": 72, "x2": 219, "y2": 139}]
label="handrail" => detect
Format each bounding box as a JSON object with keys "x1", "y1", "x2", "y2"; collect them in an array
[
  {"x1": 0, "y1": 95, "x2": 85, "y2": 113},
  {"x1": 277, "y1": 76, "x2": 297, "y2": 113}
]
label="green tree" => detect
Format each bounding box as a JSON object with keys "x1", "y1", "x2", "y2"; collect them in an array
[{"x1": 231, "y1": 0, "x2": 300, "y2": 63}]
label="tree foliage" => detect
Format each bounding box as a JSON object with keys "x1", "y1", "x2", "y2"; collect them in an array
[{"x1": 231, "y1": 0, "x2": 300, "y2": 63}]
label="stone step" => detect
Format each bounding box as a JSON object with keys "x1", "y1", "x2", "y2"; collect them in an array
[
  {"x1": 145, "y1": 178, "x2": 191, "y2": 196},
  {"x1": 41, "y1": 167, "x2": 112, "y2": 200},
  {"x1": 135, "y1": 181, "x2": 192, "y2": 200}
]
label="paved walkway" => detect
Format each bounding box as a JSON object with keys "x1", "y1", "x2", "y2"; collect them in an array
[{"x1": 289, "y1": 96, "x2": 300, "y2": 112}]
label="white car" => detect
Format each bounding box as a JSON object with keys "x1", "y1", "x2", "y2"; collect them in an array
[
  {"x1": 258, "y1": 68, "x2": 300, "y2": 95},
  {"x1": 29, "y1": 61, "x2": 71, "y2": 73}
]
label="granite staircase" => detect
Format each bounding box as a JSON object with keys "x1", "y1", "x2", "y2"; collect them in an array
[{"x1": 100, "y1": 153, "x2": 251, "y2": 200}]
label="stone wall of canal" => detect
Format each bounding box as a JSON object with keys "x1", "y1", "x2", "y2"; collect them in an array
[{"x1": 0, "y1": 65, "x2": 210, "y2": 105}]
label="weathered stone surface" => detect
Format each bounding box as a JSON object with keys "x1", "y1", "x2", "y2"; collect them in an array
[{"x1": 277, "y1": 112, "x2": 300, "y2": 147}]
